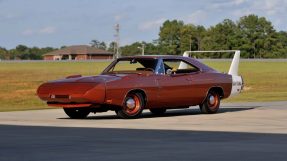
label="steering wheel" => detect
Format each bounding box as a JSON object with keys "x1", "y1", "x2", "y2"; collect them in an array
[{"x1": 144, "y1": 68, "x2": 155, "y2": 72}]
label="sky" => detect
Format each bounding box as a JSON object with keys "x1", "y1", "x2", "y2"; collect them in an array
[{"x1": 0, "y1": 0, "x2": 287, "y2": 49}]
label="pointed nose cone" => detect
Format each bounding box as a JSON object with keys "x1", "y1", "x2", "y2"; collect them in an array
[{"x1": 36, "y1": 76, "x2": 109, "y2": 104}]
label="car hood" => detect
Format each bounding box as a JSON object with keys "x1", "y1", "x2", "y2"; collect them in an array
[
  {"x1": 37, "y1": 75, "x2": 126, "y2": 97},
  {"x1": 49, "y1": 74, "x2": 125, "y2": 84}
]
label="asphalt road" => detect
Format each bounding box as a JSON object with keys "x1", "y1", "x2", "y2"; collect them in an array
[
  {"x1": 0, "y1": 125, "x2": 287, "y2": 161},
  {"x1": 1, "y1": 101, "x2": 287, "y2": 134},
  {"x1": 1, "y1": 101, "x2": 287, "y2": 161}
]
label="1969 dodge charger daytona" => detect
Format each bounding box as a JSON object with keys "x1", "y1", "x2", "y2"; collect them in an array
[{"x1": 37, "y1": 50, "x2": 243, "y2": 119}]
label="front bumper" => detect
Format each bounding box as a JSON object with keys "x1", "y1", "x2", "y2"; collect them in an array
[{"x1": 47, "y1": 102, "x2": 93, "y2": 108}]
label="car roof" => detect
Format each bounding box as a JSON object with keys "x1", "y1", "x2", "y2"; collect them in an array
[
  {"x1": 118, "y1": 55, "x2": 216, "y2": 72},
  {"x1": 119, "y1": 55, "x2": 190, "y2": 60}
]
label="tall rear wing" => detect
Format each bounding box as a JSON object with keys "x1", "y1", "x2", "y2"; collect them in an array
[{"x1": 180, "y1": 50, "x2": 240, "y2": 76}]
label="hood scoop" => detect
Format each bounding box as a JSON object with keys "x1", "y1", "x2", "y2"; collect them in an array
[{"x1": 66, "y1": 75, "x2": 82, "y2": 79}]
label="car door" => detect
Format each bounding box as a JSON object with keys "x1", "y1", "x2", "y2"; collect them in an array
[
  {"x1": 155, "y1": 59, "x2": 197, "y2": 107},
  {"x1": 156, "y1": 74, "x2": 192, "y2": 107}
]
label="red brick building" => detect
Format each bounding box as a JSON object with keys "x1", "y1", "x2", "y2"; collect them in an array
[{"x1": 43, "y1": 45, "x2": 114, "y2": 60}]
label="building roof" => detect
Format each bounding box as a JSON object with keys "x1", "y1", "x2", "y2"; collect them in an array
[{"x1": 44, "y1": 45, "x2": 113, "y2": 56}]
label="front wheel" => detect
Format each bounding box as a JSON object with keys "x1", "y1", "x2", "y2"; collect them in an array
[
  {"x1": 200, "y1": 91, "x2": 220, "y2": 114},
  {"x1": 116, "y1": 93, "x2": 144, "y2": 119},
  {"x1": 63, "y1": 108, "x2": 90, "y2": 119}
]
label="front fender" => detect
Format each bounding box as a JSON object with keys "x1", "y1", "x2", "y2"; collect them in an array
[{"x1": 83, "y1": 82, "x2": 106, "y2": 104}]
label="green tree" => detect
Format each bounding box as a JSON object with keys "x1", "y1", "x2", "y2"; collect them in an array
[
  {"x1": 0, "y1": 47, "x2": 9, "y2": 60},
  {"x1": 144, "y1": 42, "x2": 158, "y2": 55},
  {"x1": 180, "y1": 24, "x2": 198, "y2": 52},
  {"x1": 108, "y1": 41, "x2": 117, "y2": 53},
  {"x1": 121, "y1": 42, "x2": 158, "y2": 56},
  {"x1": 90, "y1": 40, "x2": 107, "y2": 50},
  {"x1": 272, "y1": 31, "x2": 287, "y2": 58},
  {"x1": 10, "y1": 44, "x2": 29, "y2": 59},
  {"x1": 7, "y1": 46, "x2": 56, "y2": 60},
  {"x1": 180, "y1": 25, "x2": 206, "y2": 55},
  {"x1": 237, "y1": 14, "x2": 276, "y2": 58},
  {"x1": 158, "y1": 20, "x2": 184, "y2": 55},
  {"x1": 99, "y1": 42, "x2": 107, "y2": 50},
  {"x1": 201, "y1": 19, "x2": 238, "y2": 58},
  {"x1": 121, "y1": 42, "x2": 143, "y2": 56}
]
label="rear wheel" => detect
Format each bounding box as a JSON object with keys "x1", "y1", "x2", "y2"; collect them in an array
[
  {"x1": 63, "y1": 108, "x2": 90, "y2": 119},
  {"x1": 149, "y1": 108, "x2": 166, "y2": 115},
  {"x1": 200, "y1": 91, "x2": 220, "y2": 114},
  {"x1": 116, "y1": 93, "x2": 144, "y2": 119}
]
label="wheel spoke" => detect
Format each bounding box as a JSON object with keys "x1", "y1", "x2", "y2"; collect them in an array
[
  {"x1": 117, "y1": 93, "x2": 144, "y2": 119},
  {"x1": 200, "y1": 91, "x2": 220, "y2": 114}
]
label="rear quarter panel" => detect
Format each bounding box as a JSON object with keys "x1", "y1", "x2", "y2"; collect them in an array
[{"x1": 193, "y1": 72, "x2": 232, "y2": 101}]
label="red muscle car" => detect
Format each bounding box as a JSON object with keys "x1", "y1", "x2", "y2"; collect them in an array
[{"x1": 37, "y1": 51, "x2": 243, "y2": 119}]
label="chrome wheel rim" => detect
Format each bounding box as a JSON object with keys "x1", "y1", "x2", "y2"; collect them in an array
[
  {"x1": 126, "y1": 98, "x2": 136, "y2": 109},
  {"x1": 124, "y1": 95, "x2": 141, "y2": 115},
  {"x1": 208, "y1": 95, "x2": 215, "y2": 105},
  {"x1": 207, "y1": 93, "x2": 219, "y2": 111}
]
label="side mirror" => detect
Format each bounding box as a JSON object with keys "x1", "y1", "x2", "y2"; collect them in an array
[{"x1": 166, "y1": 69, "x2": 173, "y2": 75}]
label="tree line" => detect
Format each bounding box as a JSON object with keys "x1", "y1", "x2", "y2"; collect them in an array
[
  {"x1": 122, "y1": 14, "x2": 287, "y2": 58},
  {"x1": 0, "y1": 41, "x2": 115, "y2": 60},
  {"x1": 1, "y1": 14, "x2": 286, "y2": 60},
  {"x1": 0, "y1": 45, "x2": 55, "y2": 60}
]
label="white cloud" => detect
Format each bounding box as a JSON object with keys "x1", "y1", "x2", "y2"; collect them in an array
[
  {"x1": 39, "y1": 26, "x2": 56, "y2": 34},
  {"x1": 209, "y1": 0, "x2": 246, "y2": 9},
  {"x1": 21, "y1": 26, "x2": 57, "y2": 36},
  {"x1": 251, "y1": 0, "x2": 287, "y2": 16},
  {"x1": 229, "y1": 0, "x2": 287, "y2": 17},
  {"x1": 184, "y1": 10, "x2": 208, "y2": 25},
  {"x1": 138, "y1": 18, "x2": 166, "y2": 31},
  {"x1": 232, "y1": 8, "x2": 253, "y2": 17},
  {"x1": 114, "y1": 13, "x2": 126, "y2": 22},
  {"x1": 233, "y1": 0, "x2": 246, "y2": 5},
  {"x1": 22, "y1": 29, "x2": 34, "y2": 36},
  {"x1": 273, "y1": 18, "x2": 282, "y2": 27}
]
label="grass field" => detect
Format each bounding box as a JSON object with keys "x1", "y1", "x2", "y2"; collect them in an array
[{"x1": 0, "y1": 60, "x2": 286, "y2": 112}]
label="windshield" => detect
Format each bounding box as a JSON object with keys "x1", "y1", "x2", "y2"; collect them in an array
[{"x1": 104, "y1": 58, "x2": 158, "y2": 74}]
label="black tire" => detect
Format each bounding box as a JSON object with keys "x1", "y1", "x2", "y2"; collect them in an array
[
  {"x1": 63, "y1": 108, "x2": 90, "y2": 119},
  {"x1": 116, "y1": 93, "x2": 144, "y2": 119},
  {"x1": 200, "y1": 91, "x2": 220, "y2": 114},
  {"x1": 149, "y1": 108, "x2": 166, "y2": 115}
]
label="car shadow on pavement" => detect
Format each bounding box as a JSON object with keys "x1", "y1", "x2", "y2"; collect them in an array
[
  {"x1": 141, "y1": 106, "x2": 259, "y2": 119},
  {"x1": 59, "y1": 106, "x2": 260, "y2": 120},
  {"x1": 1, "y1": 124, "x2": 287, "y2": 161}
]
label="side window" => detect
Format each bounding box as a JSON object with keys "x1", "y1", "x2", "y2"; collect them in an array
[{"x1": 163, "y1": 59, "x2": 199, "y2": 74}]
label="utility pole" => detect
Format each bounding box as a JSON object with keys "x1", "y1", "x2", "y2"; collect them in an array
[
  {"x1": 114, "y1": 23, "x2": 120, "y2": 58},
  {"x1": 137, "y1": 43, "x2": 145, "y2": 55},
  {"x1": 189, "y1": 35, "x2": 192, "y2": 51}
]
